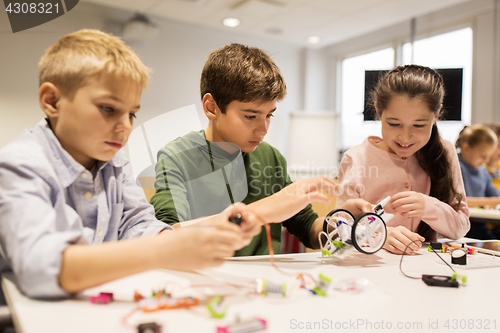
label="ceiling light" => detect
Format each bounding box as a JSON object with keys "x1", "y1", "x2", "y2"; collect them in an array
[
  {"x1": 223, "y1": 17, "x2": 240, "y2": 28},
  {"x1": 306, "y1": 35, "x2": 321, "y2": 45}
]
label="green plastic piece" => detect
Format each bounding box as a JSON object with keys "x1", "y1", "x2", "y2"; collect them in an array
[
  {"x1": 207, "y1": 296, "x2": 227, "y2": 319},
  {"x1": 312, "y1": 287, "x2": 326, "y2": 296},
  {"x1": 332, "y1": 240, "x2": 343, "y2": 248},
  {"x1": 451, "y1": 272, "x2": 467, "y2": 284},
  {"x1": 312, "y1": 273, "x2": 332, "y2": 297},
  {"x1": 281, "y1": 283, "x2": 287, "y2": 297},
  {"x1": 318, "y1": 273, "x2": 332, "y2": 283}
]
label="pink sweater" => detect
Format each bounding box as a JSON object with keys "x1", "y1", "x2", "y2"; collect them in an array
[{"x1": 336, "y1": 136, "x2": 470, "y2": 240}]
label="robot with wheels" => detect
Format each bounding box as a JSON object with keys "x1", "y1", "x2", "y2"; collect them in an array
[{"x1": 319, "y1": 196, "x2": 393, "y2": 258}]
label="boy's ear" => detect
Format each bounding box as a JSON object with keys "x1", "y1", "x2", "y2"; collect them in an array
[
  {"x1": 202, "y1": 93, "x2": 219, "y2": 120},
  {"x1": 434, "y1": 104, "x2": 443, "y2": 123},
  {"x1": 374, "y1": 101, "x2": 381, "y2": 117},
  {"x1": 461, "y1": 142, "x2": 471, "y2": 153},
  {"x1": 39, "y1": 82, "x2": 61, "y2": 119}
]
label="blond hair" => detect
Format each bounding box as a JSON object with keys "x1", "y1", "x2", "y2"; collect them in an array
[
  {"x1": 482, "y1": 123, "x2": 500, "y2": 137},
  {"x1": 39, "y1": 29, "x2": 150, "y2": 99},
  {"x1": 456, "y1": 124, "x2": 498, "y2": 149},
  {"x1": 200, "y1": 43, "x2": 286, "y2": 113}
]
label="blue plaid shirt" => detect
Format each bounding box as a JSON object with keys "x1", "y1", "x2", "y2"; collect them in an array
[{"x1": 0, "y1": 119, "x2": 171, "y2": 298}]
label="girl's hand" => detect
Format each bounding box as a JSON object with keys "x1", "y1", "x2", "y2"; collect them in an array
[
  {"x1": 390, "y1": 191, "x2": 425, "y2": 218},
  {"x1": 383, "y1": 226, "x2": 425, "y2": 254}
]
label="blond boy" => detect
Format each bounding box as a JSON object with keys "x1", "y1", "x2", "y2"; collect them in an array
[{"x1": 0, "y1": 30, "x2": 261, "y2": 298}]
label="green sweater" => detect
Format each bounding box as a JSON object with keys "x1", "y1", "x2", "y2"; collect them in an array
[{"x1": 150, "y1": 130, "x2": 318, "y2": 256}]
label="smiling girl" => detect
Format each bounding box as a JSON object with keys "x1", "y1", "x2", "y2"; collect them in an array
[{"x1": 336, "y1": 65, "x2": 470, "y2": 254}]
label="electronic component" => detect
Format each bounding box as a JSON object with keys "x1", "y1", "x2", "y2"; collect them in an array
[
  {"x1": 451, "y1": 272, "x2": 467, "y2": 284},
  {"x1": 451, "y1": 249, "x2": 467, "y2": 265},
  {"x1": 311, "y1": 274, "x2": 331, "y2": 296},
  {"x1": 428, "y1": 243, "x2": 474, "y2": 254},
  {"x1": 229, "y1": 213, "x2": 242, "y2": 225},
  {"x1": 429, "y1": 242, "x2": 444, "y2": 250},
  {"x1": 401, "y1": 240, "x2": 468, "y2": 287},
  {"x1": 137, "y1": 322, "x2": 162, "y2": 333},
  {"x1": 135, "y1": 291, "x2": 199, "y2": 312},
  {"x1": 320, "y1": 197, "x2": 390, "y2": 258},
  {"x1": 89, "y1": 292, "x2": 114, "y2": 304},
  {"x1": 207, "y1": 296, "x2": 228, "y2": 319},
  {"x1": 256, "y1": 278, "x2": 286, "y2": 297},
  {"x1": 442, "y1": 244, "x2": 474, "y2": 255},
  {"x1": 422, "y1": 275, "x2": 459, "y2": 288},
  {"x1": 217, "y1": 317, "x2": 267, "y2": 333},
  {"x1": 333, "y1": 277, "x2": 371, "y2": 293}
]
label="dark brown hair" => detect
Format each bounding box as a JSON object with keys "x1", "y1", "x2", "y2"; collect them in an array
[
  {"x1": 373, "y1": 65, "x2": 462, "y2": 238},
  {"x1": 200, "y1": 43, "x2": 287, "y2": 113}
]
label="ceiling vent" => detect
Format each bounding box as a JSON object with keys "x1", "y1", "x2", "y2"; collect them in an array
[
  {"x1": 231, "y1": 0, "x2": 285, "y2": 17},
  {"x1": 122, "y1": 13, "x2": 160, "y2": 44}
]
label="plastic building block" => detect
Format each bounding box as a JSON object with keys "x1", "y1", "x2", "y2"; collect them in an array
[
  {"x1": 255, "y1": 278, "x2": 286, "y2": 297},
  {"x1": 137, "y1": 322, "x2": 162, "y2": 333},
  {"x1": 311, "y1": 274, "x2": 332, "y2": 296},
  {"x1": 207, "y1": 296, "x2": 228, "y2": 319},
  {"x1": 139, "y1": 296, "x2": 199, "y2": 312},
  {"x1": 89, "y1": 292, "x2": 114, "y2": 305},
  {"x1": 217, "y1": 317, "x2": 267, "y2": 333}
]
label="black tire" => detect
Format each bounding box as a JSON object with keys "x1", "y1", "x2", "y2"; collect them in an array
[
  {"x1": 323, "y1": 209, "x2": 355, "y2": 235},
  {"x1": 351, "y1": 212, "x2": 387, "y2": 254}
]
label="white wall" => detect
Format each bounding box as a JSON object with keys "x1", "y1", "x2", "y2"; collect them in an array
[
  {"x1": 317, "y1": 0, "x2": 500, "y2": 126},
  {"x1": 2, "y1": 0, "x2": 500, "y2": 158},
  {"x1": 0, "y1": 2, "x2": 303, "y2": 155}
]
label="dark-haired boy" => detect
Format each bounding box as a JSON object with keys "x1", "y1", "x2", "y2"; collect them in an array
[{"x1": 151, "y1": 43, "x2": 370, "y2": 255}]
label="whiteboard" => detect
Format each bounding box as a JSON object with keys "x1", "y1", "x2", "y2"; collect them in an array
[{"x1": 288, "y1": 112, "x2": 339, "y2": 178}]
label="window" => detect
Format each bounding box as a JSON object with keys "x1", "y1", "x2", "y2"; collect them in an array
[
  {"x1": 403, "y1": 27, "x2": 472, "y2": 143},
  {"x1": 339, "y1": 27, "x2": 472, "y2": 151},
  {"x1": 340, "y1": 48, "x2": 394, "y2": 150}
]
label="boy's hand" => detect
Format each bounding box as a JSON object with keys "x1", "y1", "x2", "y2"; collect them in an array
[
  {"x1": 338, "y1": 198, "x2": 373, "y2": 217},
  {"x1": 390, "y1": 191, "x2": 425, "y2": 218},
  {"x1": 250, "y1": 176, "x2": 339, "y2": 223},
  {"x1": 383, "y1": 226, "x2": 425, "y2": 254},
  {"x1": 221, "y1": 203, "x2": 263, "y2": 247},
  {"x1": 158, "y1": 220, "x2": 243, "y2": 271}
]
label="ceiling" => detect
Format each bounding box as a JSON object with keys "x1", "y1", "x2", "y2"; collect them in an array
[{"x1": 82, "y1": 0, "x2": 471, "y2": 48}]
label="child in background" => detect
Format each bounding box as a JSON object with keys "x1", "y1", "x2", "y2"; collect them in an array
[
  {"x1": 336, "y1": 65, "x2": 469, "y2": 254},
  {"x1": 0, "y1": 30, "x2": 262, "y2": 299},
  {"x1": 483, "y1": 123, "x2": 500, "y2": 189},
  {"x1": 483, "y1": 123, "x2": 500, "y2": 237},
  {"x1": 456, "y1": 124, "x2": 500, "y2": 239}
]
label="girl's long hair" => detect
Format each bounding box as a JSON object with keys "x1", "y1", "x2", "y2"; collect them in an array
[{"x1": 373, "y1": 65, "x2": 462, "y2": 239}]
